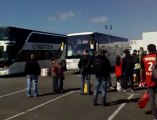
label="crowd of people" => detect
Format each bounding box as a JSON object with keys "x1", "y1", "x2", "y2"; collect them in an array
[
  {"x1": 77, "y1": 44, "x2": 157, "y2": 120},
  {"x1": 24, "y1": 43, "x2": 157, "y2": 120}
]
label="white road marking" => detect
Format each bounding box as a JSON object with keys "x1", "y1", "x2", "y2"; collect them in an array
[
  {"x1": 126, "y1": 92, "x2": 141, "y2": 96},
  {"x1": 0, "y1": 89, "x2": 26, "y2": 98},
  {"x1": 107, "y1": 94, "x2": 134, "y2": 120},
  {"x1": 4, "y1": 91, "x2": 75, "y2": 120}
]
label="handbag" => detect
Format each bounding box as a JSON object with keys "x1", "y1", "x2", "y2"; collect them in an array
[{"x1": 138, "y1": 91, "x2": 149, "y2": 109}]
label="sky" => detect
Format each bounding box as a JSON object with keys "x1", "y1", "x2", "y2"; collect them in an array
[{"x1": 1, "y1": 0, "x2": 157, "y2": 40}]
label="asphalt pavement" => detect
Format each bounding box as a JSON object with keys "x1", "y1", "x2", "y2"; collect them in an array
[{"x1": 0, "y1": 71, "x2": 155, "y2": 120}]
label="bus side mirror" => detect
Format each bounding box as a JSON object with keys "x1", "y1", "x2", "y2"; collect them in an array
[
  {"x1": 90, "y1": 40, "x2": 94, "y2": 49},
  {"x1": 60, "y1": 42, "x2": 64, "y2": 51},
  {"x1": 90, "y1": 44, "x2": 94, "y2": 49}
]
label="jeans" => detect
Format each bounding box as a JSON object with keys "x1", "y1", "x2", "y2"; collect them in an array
[
  {"x1": 52, "y1": 76, "x2": 58, "y2": 92},
  {"x1": 148, "y1": 87, "x2": 157, "y2": 119},
  {"x1": 80, "y1": 73, "x2": 90, "y2": 94},
  {"x1": 93, "y1": 77, "x2": 108, "y2": 104},
  {"x1": 123, "y1": 73, "x2": 134, "y2": 90},
  {"x1": 107, "y1": 75, "x2": 112, "y2": 88},
  {"x1": 27, "y1": 75, "x2": 38, "y2": 97},
  {"x1": 58, "y1": 76, "x2": 63, "y2": 92}
]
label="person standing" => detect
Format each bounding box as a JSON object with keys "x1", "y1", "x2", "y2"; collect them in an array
[
  {"x1": 105, "y1": 51, "x2": 114, "y2": 90},
  {"x1": 25, "y1": 53, "x2": 41, "y2": 97},
  {"x1": 92, "y1": 49, "x2": 111, "y2": 106},
  {"x1": 132, "y1": 50, "x2": 140, "y2": 82},
  {"x1": 58, "y1": 62, "x2": 65, "y2": 93},
  {"x1": 51, "y1": 59, "x2": 59, "y2": 93},
  {"x1": 141, "y1": 44, "x2": 157, "y2": 120},
  {"x1": 115, "y1": 55, "x2": 123, "y2": 91},
  {"x1": 122, "y1": 49, "x2": 135, "y2": 92},
  {"x1": 139, "y1": 47, "x2": 147, "y2": 87},
  {"x1": 78, "y1": 49, "x2": 92, "y2": 95}
]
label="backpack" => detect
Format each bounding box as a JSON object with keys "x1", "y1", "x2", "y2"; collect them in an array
[
  {"x1": 92, "y1": 58, "x2": 104, "y2": 74},
  {"x1": 126, "y1": 55, "x2": 135, "y2": 70}
]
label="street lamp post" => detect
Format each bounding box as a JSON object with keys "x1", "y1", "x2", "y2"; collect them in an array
[{"x1": 104, "y1": 25, "x2": 113, "y2": 45}]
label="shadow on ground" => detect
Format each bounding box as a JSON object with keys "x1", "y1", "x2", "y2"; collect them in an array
[{"x1": 38, "y1": 88, "x2": 80, "y2": 97}]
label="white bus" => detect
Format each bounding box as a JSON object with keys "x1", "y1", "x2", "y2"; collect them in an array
[
  {"x1": 0, "y1": 26, "x2": 66, "y2": 76},
  {"x1": 66, "y1": 32, "x2": 129, "y2": 70}
]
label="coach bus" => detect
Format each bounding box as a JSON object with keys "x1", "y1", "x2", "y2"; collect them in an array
[
  {"x1": 0, "y1": 26, "x2": 66, "y2": 76},
  {"x1": 66, "y1": 32, "x2": 129, "y2": 70}
]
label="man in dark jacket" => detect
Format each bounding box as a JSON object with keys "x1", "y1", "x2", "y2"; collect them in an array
[
  {"x1": 92, "y1": 49, "x2": 111, "y2": 106},
  {"x1": 25, "y1": 53, "x2": 41, "y2": 97},
  {"x1": 78, "y1": 49, "x2": 92, "y2": 95},
  {"x1": 122, "y1": 49, "x2": 135, "y2": 92}
]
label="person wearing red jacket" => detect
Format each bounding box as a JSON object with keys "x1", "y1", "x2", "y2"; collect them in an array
[
  {"x1": 115, "y1": 55, "x2": 123, "y2": 91},
  {"x1": 141, "y1": 44, "x2": 157, "y2": 120},
  {"x1": 51, "y1": 59, "x2": 65, "y2": 93}
]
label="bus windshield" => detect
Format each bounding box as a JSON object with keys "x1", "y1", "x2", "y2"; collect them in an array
[
  {"x1": 66, "y1": 38, "x2": 92, "y2": 58},
  {"x1": 0, "y1": 46, "x2": 9, "y2": 62},
  {"x1": 0, "y1": 27, "x2": 9, "y2": 40}
]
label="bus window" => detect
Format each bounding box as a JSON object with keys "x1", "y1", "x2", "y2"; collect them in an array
[
  {"x1": 0, "y1": 28, "x2": 9, "y2": 40},
  {"x1": 0, "y1": 46, "x2": 9, "y2": 62}
]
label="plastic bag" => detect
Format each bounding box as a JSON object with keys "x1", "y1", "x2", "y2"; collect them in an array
[
  {"x1": 138, "y1": 91, "x2": 149, "y2": 109},
  {"x1": 117, "y1": 81, "x2": 122, "y2": 91}
]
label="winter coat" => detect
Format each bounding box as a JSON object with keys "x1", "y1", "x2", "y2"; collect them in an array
[
  {"x1": 25, "y1": 59, "x2": 41, "y2": 75},
  {"x1": 78, "y1": 55, "x2": 92, "y2": 74},
  {"x1": 51, "y1": 60, "x2": 64, "y2": 77},
  {"x1": 93, "y1": 55, "x2": 111, "y2": 77},
  {"x1": 122, "y1": 54, "x2": 135, "y2": 76},
  {"x1": 115, "y1": 62, "x2": 122, "y2": 77}
]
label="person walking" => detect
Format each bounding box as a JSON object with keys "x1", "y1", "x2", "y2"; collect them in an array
[
  {"x1": 25, "y1": 53, "x2": 41, "y2": 98},
  {"x1": 122, "y1": 49, "x2": 135, "y2": 92},
  {"x1": 141, "y1": 44, "x2": 157, "y2": 120},
  {"x1": 92, "y1": 49, "x2": 111, "y2": 106},
  {"x1": 78, "y1": 49, "x2": 92, "y2": 95}
]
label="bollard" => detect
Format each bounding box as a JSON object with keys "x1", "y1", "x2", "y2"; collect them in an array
[{"x1": 84, "y1": 83, "x2": 87, "y2": 94}]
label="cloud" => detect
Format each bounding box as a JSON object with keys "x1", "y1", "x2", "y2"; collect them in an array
[
  {"x1": 58, "y1": 11, "x2": 75, "y2": 21},
  {"x1": 90, "y1": 16, "x2": 108, "y2": 24},
  {"x1": 48, "y1": 11, "x2": 75, "y2": 22}
]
